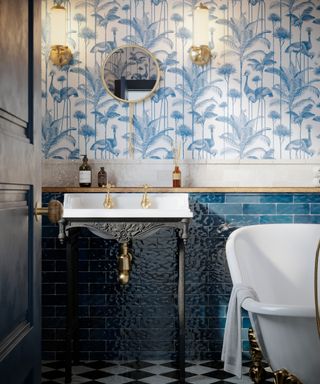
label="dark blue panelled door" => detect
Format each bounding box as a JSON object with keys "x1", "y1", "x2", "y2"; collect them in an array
[{"x1": 0, "y1": 0, "x2": 41, "y2": 383}]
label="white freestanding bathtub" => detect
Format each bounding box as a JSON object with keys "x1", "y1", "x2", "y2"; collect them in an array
[{"x1": 226, "y1": 224, "x2": 320, "y2": 383}]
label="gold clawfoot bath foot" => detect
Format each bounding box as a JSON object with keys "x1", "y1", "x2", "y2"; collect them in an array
[
  {"x1": 248, "y1": 328, "x2": 267, "y2": 383},
  {"x1": 273, "y1": 369, "x2": 303, "y2": 384}
]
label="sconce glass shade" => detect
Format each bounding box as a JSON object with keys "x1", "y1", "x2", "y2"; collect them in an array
[
  {"x1": 190, "y1": 3, "x2": 211, "y2": 65},
  {"x1": 193, "y1": 3, "x2": 209, "y2": 46},
  {"x1": 49, "y1": 4, "x2": 72, "y2": 67}
]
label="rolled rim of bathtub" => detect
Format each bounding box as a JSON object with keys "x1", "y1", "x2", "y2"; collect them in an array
[
  {"x1": 315, "y1": 239, "x2": 320, "y2": 337},
  {"x1": 242, "y1": 297, "x2": 316, "y2": 317}
]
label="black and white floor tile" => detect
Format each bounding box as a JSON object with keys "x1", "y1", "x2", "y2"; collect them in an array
[{"x1": 42, "y1": 360, "x2": 274, "y2": 383}]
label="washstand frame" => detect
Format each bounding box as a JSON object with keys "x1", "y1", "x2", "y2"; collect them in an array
[{"x1": 58, "y1": 217, "x2": 191, "y2": 384}]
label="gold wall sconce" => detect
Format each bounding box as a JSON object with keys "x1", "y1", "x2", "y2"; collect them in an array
[
  {"x1": 49, "y1": 2, "x2": 72, "y2": 67},
  {"x1": 190, "y1": 3, "x2": 211, "y2": 66}
]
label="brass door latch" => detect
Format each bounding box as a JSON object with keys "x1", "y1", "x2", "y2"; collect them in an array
[{"x1": 34, "y1": 200, "x2": 64, "y2": 224}]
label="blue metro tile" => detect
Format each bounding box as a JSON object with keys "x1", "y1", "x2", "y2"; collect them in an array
[
  {"x1": 311, "y1": 204, "x2": 320, "y2": 214},
  {"x1": 294, "y1": 194, "x2": 320, "y2": 203},
  {"x1": 243, "y1": 203, "x2": 276, "y2": 214},
  {"x1": 277, "y1": 203, "x2": 309, "y2": 214},
  {"x1": 190, "y1": 193, "x2": 225, "y2": 203},
  {"x1": 294, "y1": 215, "x2": 320, "y2": 224},
  {"x1": 259, "y1": 193, "x2": 293, "y2": 203},
  {"x1": 259, "y1": 215, "x2": 293, "y2": 224},
  {"x1": 225, "y1": 194, "x2": 259, "y2": 203},
  {"x1": 242, "y1": 317, "x2": 252, "y2": 328},
  {"x1": 208, "y1": 203, "x2": 242, "y2": 215},
  {"x1": 225, "y1": 214, "x2": 260, "y2": 226}
]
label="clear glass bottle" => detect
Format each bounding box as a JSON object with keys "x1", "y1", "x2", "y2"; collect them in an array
[
  {"x1": 172, "y1": 165, "x2": 181, "y2": 188},
  {"x1": 79, "y1": 155, "x2": 92, "y2": 187},
  {"x1": 98, "y1": 166, "x2": 107, "y2": 187}
]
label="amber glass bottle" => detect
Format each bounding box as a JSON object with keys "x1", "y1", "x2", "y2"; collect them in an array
[
  {"x1": 79, "y1": 155, "x2": 92, "y2": 187},
  {"x1": 98, "y1": 167, "x2": 107, "y2": 187},
  {"x1": 172, "y1": 165, "x2": 181, "y2": 187}
]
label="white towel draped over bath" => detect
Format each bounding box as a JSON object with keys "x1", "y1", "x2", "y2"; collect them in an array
[{"x1": 221, "y1": 284, "x2": 258, "y2": 378}]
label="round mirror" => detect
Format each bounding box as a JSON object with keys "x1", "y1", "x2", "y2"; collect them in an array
[{"x1": 101, "y1": 45, "x2": 160, "y2": 103}]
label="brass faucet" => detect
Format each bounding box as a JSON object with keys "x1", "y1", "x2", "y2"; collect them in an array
[
  {"x1": 103, "y1": 183, "x2": 115, "y2": 209},
  {"x1": 118, "y1": 242, "x2": 132, "y2": 285},
  {"x1": 141, "y1": 184, "x2": 151, "y2": 209}
]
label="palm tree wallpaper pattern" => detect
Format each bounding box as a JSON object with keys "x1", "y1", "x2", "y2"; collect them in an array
[{"x1": 42, "y1": 0, "x2": 320, "y2": 161}]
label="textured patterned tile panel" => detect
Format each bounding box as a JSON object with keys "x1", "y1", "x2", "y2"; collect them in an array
[{"x1": 42, "y1": 192, "x2": 320, "y2": 360}]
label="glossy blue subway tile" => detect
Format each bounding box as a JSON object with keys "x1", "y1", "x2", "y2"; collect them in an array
[
  {"x1": 259, "y1": 215, "x2": 293, "y2": 224},
  {"x1": 242, "y1": 318, "x2": 251, "y2": 328},
  {"x1": 277, "y1": 203, "x2": 309, "y2": 215},
  {"x1": 140, "y1": 317, "x2": 176, "y2": 329},
  {"x1": 208, "y1": 203, "x2": 242, "y2": 215},
  {"x1": 208, "y1": 295, "x2": 230, "y2": 306},
  {"x1": 79, "y1": 294, "x2": 105, "y2": 306},
  {"x1": 259, "y1": 194, "x2": 293, "y2": 203},
  {"x1": 79, "y1": 340, "x2": 105, "y2": 352},
  {"x1": 42, "y1": 283, "x2": 55, "y2": 295},
  {"x1": 79, "y1": 317, "x2": 105, "y2": 328},
  {"x1": 42, "y1": 226, "x2": 59, "y2": 238},
  {"x1": 311, "y1": 204, "x2": 320, "y2": 214},
  {"x1": 208, "y1": 317, "x2": 226, "y2": 329},
  {"x1": 294, "y1": 215, "x2": 320, "y2": 224},
  {"x1": 190, "y1": 193, "x2": 225, "y2": 203},
  {"x1": 42, "y1": 191, "x2": 320, "y2": 360},
  {"x1": 225, "y1": 214, "x2": 260, "y2": 227},
  {"x1": 42, "y1": 238, "x2": 55, "y2": 248},
  {"x1": 42, "y1": 306, "x2": 55, "y2": 317},
  {"x1": 42, "y1": 272, "x2": 66, "y2": 283},
  {"x1": 242, "y1": 340, "x2": 250, "y2": 352},
  {"x1": 42, "y1": 260, "x2": 55, "y2": 271},
  {"x1": 243, "y1": 203, "x2": 276, "y2": 214},
  {"x1": 225, "y1": 194, "x2": 259, "y2": 203},
  {"x1": 294, "y1": 194, "x2": 320, "y2": 203},
  {"x1": 42, "y1": 294, "x2": 66, "y2": 306}
]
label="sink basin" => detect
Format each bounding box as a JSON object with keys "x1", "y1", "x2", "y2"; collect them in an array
[{"x1": 63, "y1": 193, "x2": 193, "y2": 219}]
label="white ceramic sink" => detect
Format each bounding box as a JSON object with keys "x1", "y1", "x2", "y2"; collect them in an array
[{"x1": 63, "y1": 193, "x2": 193, "y2": 219}]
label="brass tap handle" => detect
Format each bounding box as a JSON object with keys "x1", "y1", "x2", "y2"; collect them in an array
[
  {"x1": 103, "y1": 183, "x2": 115, "y2": 209},
  {"x1": 141, "y1": 184, "x2": 151, "y2": 209},
  {"x1": 34, "y1": 200, "x2": 63, "y2": 223}
]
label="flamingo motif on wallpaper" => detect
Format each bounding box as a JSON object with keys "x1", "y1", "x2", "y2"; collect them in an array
[
  {"x1": 285, "y1": 27, "x2": 313, "y2": 61},
  {"x1": 90, "y1": 125, "x2": 119, "y2": 159},
  {"x1": 187, "y1": 125, "x2": 217, "y2": 159},
  {"x1": 285, "y1": 125, "x2": 313, "y2": 158}
]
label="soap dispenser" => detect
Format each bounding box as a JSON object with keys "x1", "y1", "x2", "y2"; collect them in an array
[
  {"x1": 98, "y1": 166, "x2": 107, "y2": 187},
  {"x1": 79, "y1": 155, "x2": 92, "y2": 187}
]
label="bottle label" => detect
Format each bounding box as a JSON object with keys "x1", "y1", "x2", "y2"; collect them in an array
[
  {"x1": 79, "y1": 170, "x2": 91, "y2": 183},
  {"x1": 173, "y1": 173, "x2": 181, "y2": 180}
]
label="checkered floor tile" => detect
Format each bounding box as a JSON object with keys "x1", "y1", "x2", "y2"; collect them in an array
[{"x1": 42, "y1": 360, "x2": 274, "y2": 383}]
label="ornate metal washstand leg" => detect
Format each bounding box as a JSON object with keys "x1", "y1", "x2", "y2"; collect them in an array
[
  {"x1": 65, "y1": 227, "x2": 80, "y2": 384},
  {"x1": 177, "y1": 234, "x2": 185, "y2": 382},
  {"x1": 176, "y1": 219, "x2": 189, "y2": 383}
]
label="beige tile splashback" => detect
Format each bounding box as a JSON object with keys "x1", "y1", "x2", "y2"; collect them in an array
[{"x1": 42, "y1": 159, "x2": 320, "y2": 188}]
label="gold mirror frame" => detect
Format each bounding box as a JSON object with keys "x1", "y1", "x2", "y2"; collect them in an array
[{"x1": 101, "y1": 44, "x2": 161, "y2": 104}]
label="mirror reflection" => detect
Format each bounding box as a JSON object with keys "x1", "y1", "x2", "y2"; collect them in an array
[{"x1": 102, "y1": 45, "x2": 160, "y2": 103}]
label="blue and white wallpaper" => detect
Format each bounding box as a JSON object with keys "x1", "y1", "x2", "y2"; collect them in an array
[{"x1": 42, "y1": 0, "x2": 320, "y2": 161}]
